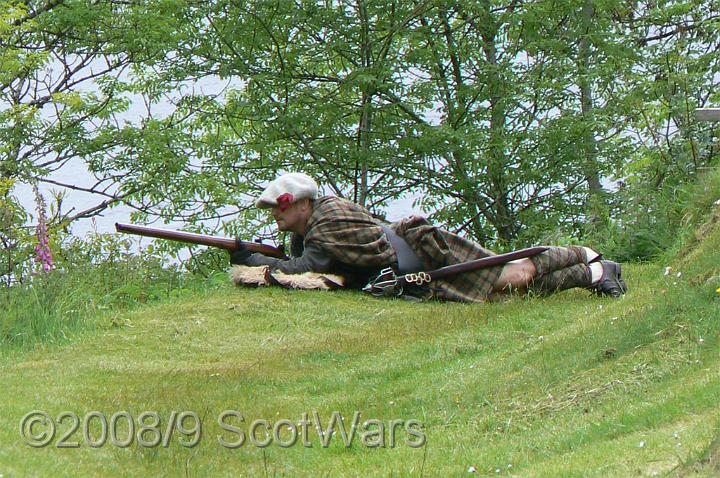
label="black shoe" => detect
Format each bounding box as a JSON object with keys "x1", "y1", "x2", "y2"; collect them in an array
[{"x1": 593, "y1": 260, "x2": 627, "y2": 298}]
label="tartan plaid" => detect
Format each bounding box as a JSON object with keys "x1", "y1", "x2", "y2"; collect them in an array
[
  {"x1": 304, "y1": 197, "x2": 397, "y2": 269},
  {"x1": 268, "y1": 197, "x2": 612, "y2": 302},
  {"x1": 390, "y1": 216, "x2": 502, "y2": 303},
  {"x1": 529, "y1": 263, "x2": 591, "y2": 295},
  {"x1": 528, "y1": 246, "x2": 592, "y2": 295},
  {"x1": 300, "y1": 200, "x2": 604, "y2": 302},
  {"x1": 302, "y1": 197, "x2": 502, "y2": 302},
  {"x1": 529, "y1": 246, "x2": 588, "y2": 275}
]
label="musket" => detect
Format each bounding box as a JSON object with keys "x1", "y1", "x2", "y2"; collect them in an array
[
  {"x1": 115, "y1": 223, "x2": 287, "y2": 259},
  {"x1": 364, "y1": 246, "x2": 549, "y2": 297}
]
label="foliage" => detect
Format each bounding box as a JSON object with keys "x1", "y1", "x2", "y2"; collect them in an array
[
  {"x1": 0, "y1": 0, "x2": 192, "y2": 223},
  {"x1": 593, "y1": 157, "x2": 720, "y2": 262},
  {"x1": 0, "y1": 177, "x2": 30, "y2": 285},
  {"x1": 142, "y1": 0, "x2": 719, "y2": 249},
  {"x1": 0, "y1": 0, "x2": 718, "y2": 267},
  {"x1": 0, "y1": 231, "x2": 226, "y2": 349}
]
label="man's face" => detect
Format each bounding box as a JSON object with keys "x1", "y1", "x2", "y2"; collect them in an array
[{"x1": 272, "y1": 199, "x2": 310, "y2": 234}]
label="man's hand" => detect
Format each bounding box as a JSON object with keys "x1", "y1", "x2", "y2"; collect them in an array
[{"x1": 228, "y1": 243, "x2": 253, "y2": 265}]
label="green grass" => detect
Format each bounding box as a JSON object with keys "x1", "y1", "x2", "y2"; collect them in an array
[
  {"x1": 1, "y1": 257, "x2": 719, "y2": 476},
  {"x1": 2, "y1": 198, "x2": 720, "y2": 476},
  {"x1": 0, "y1": 255, "x2": 226, "y2": 350}
]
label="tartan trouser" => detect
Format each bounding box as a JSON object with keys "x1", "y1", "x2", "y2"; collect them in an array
[{"x1": 528, "y1": 246, "x2": 593, "y2": 295}]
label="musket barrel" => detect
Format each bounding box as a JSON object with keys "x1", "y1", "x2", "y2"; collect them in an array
[
  {"x1": 114, "y1": 223, "x2": 286, "y2": 258},
  {"x1": 115, "y1": 223, "x2": 237, "y2": 249}
]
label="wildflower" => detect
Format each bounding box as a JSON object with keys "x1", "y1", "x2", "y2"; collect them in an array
[
  {"x1": 32, "y1": 185, "x2": 54, "y2": 273},
  {"x1": 716, "y1": 287, "x2": 720, "y2": 295}
]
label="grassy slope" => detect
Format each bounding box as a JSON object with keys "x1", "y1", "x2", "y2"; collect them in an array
[{"x1": 1, "y1": 215, "x2": 720, "y2": 476}]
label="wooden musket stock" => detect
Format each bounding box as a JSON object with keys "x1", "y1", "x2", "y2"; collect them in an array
[{"x1": 115, "y1": 223, "x2": 286, "y2": 259}]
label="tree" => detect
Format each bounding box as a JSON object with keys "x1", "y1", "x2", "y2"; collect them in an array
[
  {"x1": 159, "y1": 0, "x2": 435, "y2": 218},
  {"x1": 2, "y1": 0, "x2": 717, "y2": 274},
  {"x1": 0, "y1": 0, "x2": 198, "y2": 224},
  {"x1": 161, "y1": 0, "x2": 627, "y2": 246}
]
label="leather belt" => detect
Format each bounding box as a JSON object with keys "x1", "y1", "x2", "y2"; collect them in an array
[{"x1": 381, "y1": 225, "x2": 423, "y2": 274}]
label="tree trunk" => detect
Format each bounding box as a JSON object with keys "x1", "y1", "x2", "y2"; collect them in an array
[
  {"x1": 578, "y1": 0, "x2": 604, "y2": 229},
  {"x1": 479, "y1": 1, "x2": 514, "y2": 243},
  {"x1": 356, "y1": 0, "x2": 372, "y2": 207}
]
